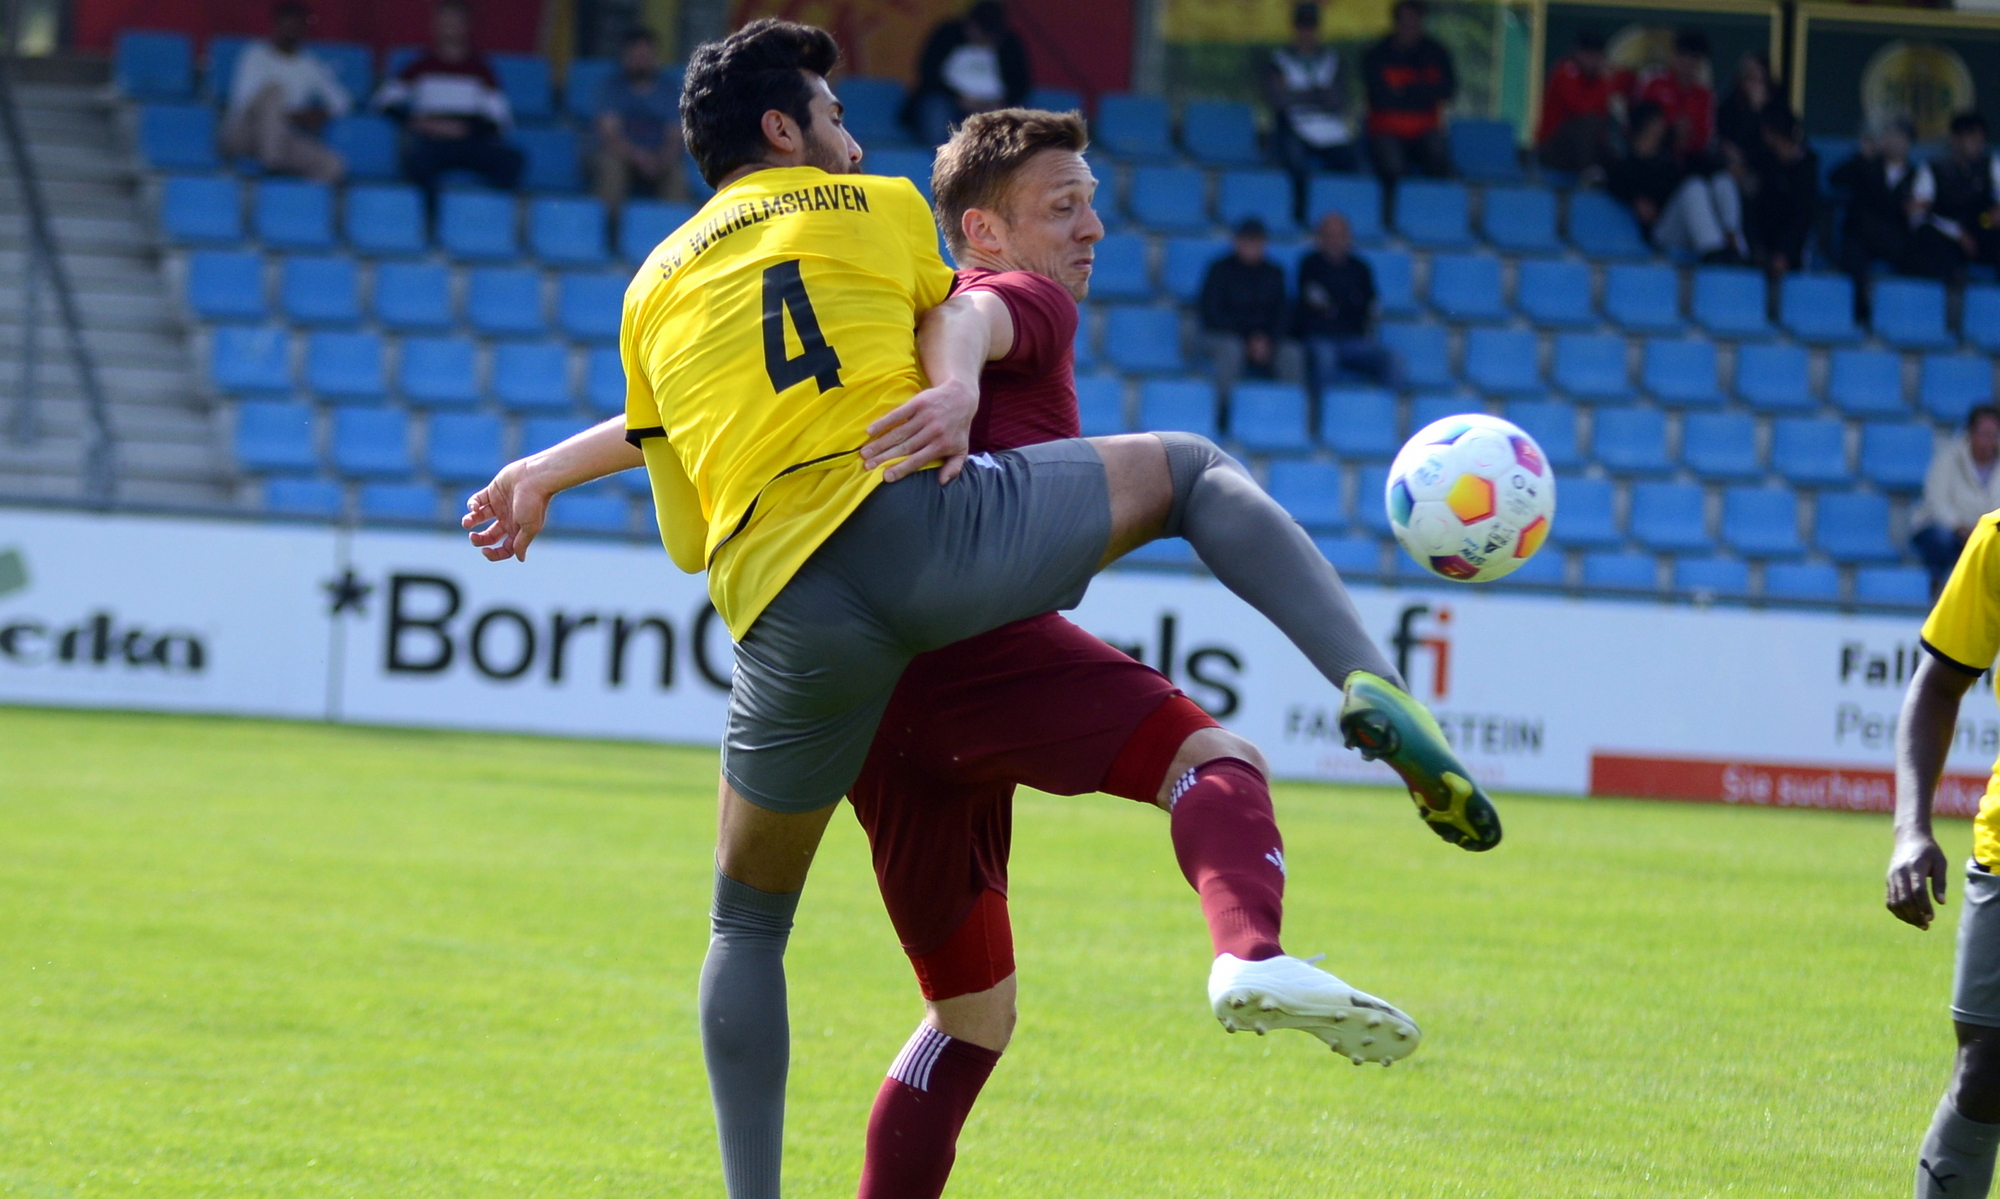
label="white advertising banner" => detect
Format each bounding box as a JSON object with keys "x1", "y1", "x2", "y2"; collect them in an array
[{"x1": 2, "y1": 506, "x2": 1991, "y2": 814}]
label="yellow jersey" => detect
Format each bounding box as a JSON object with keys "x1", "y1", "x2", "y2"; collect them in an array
[
  {"x1": 1920, "y1": 510, "x2": 2000, "y2": 863},
  {"x1": 620, "y1": 166, "x2": 957, "y2": 638}
]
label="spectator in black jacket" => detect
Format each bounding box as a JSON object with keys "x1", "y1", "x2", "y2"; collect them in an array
[
  {"x1": 1608, "y1": 100, "x2": 1740, "y2": 261},
  {"x1": 1909, "y1": 111, "x2": 2000, "y2": 282},
  {"x1": 1830, "y1": 118, "x2": 1926, "y2": 295},
  {"x1": 1200, "y1": 217, "x2": 1298, "y2": 390},
  {"x1": 1267, "y1": 2, "x2": 1358, "y2": 224},
  {"x1": 1295, "y1": 211, "x2": 1393, "y2": 393},
  {"x1": 1742, "y1": 107, "x2": 1817, "y2": 277},
  {"x1": 1362, "y1": 0, "x2": 1455, "y2": 183},
  {"x1": 903, "y1": 2, "x2": 1032, "y2": 146}
]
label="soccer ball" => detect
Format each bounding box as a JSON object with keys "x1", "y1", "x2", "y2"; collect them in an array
[{"x1": 1385, "y1": 414, "x2": 1556, "y2": 582}]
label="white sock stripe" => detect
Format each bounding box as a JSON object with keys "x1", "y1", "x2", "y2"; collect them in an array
[
  {"x1": 1168, "y1": 767, "x2": 1200, "y2": 811},
  {"x1": 888, "y1": 1025, "x2": 952, "y2": 1092}
]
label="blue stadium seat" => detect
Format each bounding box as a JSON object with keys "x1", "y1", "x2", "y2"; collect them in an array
[
  {"x1": 234, "y1": 400, "x2": 317, "y2": 473},
  {"x1": 209, "y1": 325, "x2": 290, "y2": 393},
  {"x1": 426, "y1": 412, "x2": 505, "y2": 483},
  {"x1": 440, "y1": 191, "x2": 519, "y2": 259},
  {"x1": 1095, "y1": 94, "x2": 1174, "y2": 161},
  {"x1": 1681, "y1": 412, "x2": 1759, "y2": 480},
  {"x1": 1306, "y1": 177, "x2": 1384, "y2": 243},
  {"x1": 1553, "y1": 334, "x2": 1631, "y2": 401},
  {"x1": 1182, "y1": 101, "x2": 1262, "y2": 166},
  {"x1": 399, "y1": 336, "x2": 480, "y2": 407},
  {"x1": 585, "y1": 346, "x2": 625, "y2": 414},
  {"x1": 1229, "y1": 382, "x2": 1310, "y2": 451},
  {"x1": 562, "y1": 57, "x2": 617, "y2": 119},
  {"x1": 186, "y1": 251, "x2": 265, "y2": 322},
  {"x1": 1735, "y1": 343, "x2": 1814, "y2": 412},
  {"x1": 344, "y1": 184, "x2": 426, "y2": 256},
  {"x1": 1379, "y1": 322, "x2": 1450, "y2": 388},
  {"x1": 1268, "y1": 459, "x2": 1345, "y2": 529},
  {"x1": 1815, "y1": 491, "x2": 1898, "y2": 562},
  {"x1": 1499, "y1": 546, "x2": 1569, "y2": 587},
  {"x1": 1088, "y1": 233, "x2": 1152, "y2": 301},
  {"x1": 1967, "y1": 286, "x2": 2000, "y2": 354},
  {"x1": 1630, "y1": 482, "x2": 1711, "y2": 552},
  {"x1": 619, "y1": 199, "x2": 698, "y2": 262},
  {"x1": 305, "y1": 330, "x2": 386, "y2": 402},
  {"x1": 1450, "y1": 118, "x2": 1521, "y2": 182},
  {"x1": 1692, "y1": 267, "x2": 1771, "y2": 338},
  {"x1": 1394, "y1": 181, "x2": 1472, "y2": 248},
  {"x1": 1027, "y1": 85, "x2": 1083, "y2": 113},
  {"x1": 383, "y1": 45, "x2": 423, "y2": 79},
  {"x1": 1567, "y1": 191, "x2": 1649, "y2": 259},
  {"x1": 359, "y1": 482, "x2": 439, "y2": 524},
  {"x1": 1921, "y1": 355, "x2": 1996, "y2": 424},
  {"x1": 1320, "y1": 387, "x2": 1399, "y2": 458},
  {"x1": 1549, "y1": 476, "x2": 1619, "y2": 547},
  {"x1": 373, "y1": 261, "x2": 453, "y2": 331},
  {"x1": 1409, "y1": 393, "x2": 1480, "y2": 431},
  {"x1": 1505, "y1": 400, "x2": 1580, "y2": 470},
  {"x1": 279, "y1": 255, "x2": 360, "y2": 327},
  {"x1": 1162, "y1": 236, "x2": 1227, "y2": 303},
  {"x1": 1583, "y1": 552, "x2": 1658, "y2": 591},
  {"x1": 1517, "y1": 259, "x2": 1594, "y2": 328},
  {"x1": 1074, "y1": 316, "x2": 1097, "y2": 370},
  {"x1": 1464, "y1": 328, "x2": 1540, "y2": 396},
  {"x1": 331, "y1": 407, "x2": 412, "y2": 478},
  {"x1": 1427, "y1": 254, "x2": 1506, "y2": 323},
  {"x1": 1315, "y1": 535, "x2": 1383, "y2": 575},
  {"x1": 309, "y1": 41, "x2": 374, "y2": 101},
  {"x1": 1770, "y1": 418, "x2": 1850, "y2": 485},
  {"x1": 138, "y1": 103, "x2": 217, "y2": 171},
  {"x1": 1873, "y1": 278, "x2": 1954, "y2": 350},
  {"x1": 265, "y1": 477, "x2": 344, "y2": 518},
  {"x1": 548, "y1": 493, "x2": 634, "y2": 535},
  {"x1": 1780, "y1": 275, "x2": 1860, "y2": 343},
  {"x1": 1217, "y1": 170, "x2": 1296, "y2": 236},
  {"x1": 466, "y1": 267, "x2": 545, "y2": 337},
  {"x1": 515, "y1": 126, "x2": 582, "y2": 193},
  {"x1": 864, "y1": 148, "x2": 935, "y2": 198},
  {"x1": 1138, "y1": 379, "x2": 1220, "y2": 437},
  {"x1": 491, "y1": 53, "x2": 555, "y2": 122},
  {"x1": 1104, "y1": 306, "x2": 1184, "y2": 373},
  {"x1": 1480, "y1": 187, "x2": 1558, "y2": 253},
  {"x1": 1721, "y1": 488, "x2": 1802, "y2": 556},
  {"x1": 162, "y1": 175, "x2": 242, "y2": 244},
  {"x1": 116, "y1": 31, "x2": 194, "y2": 99},
  {"x1": 1823, "y1": 349, "x2": 1902, "y2": 418},
  {"x1": 1642, "y1": 339, "x2": 1721, "y2": 406},
  {"x1": 1129, "y1": 166, "x2": 1209, "y2": 233},
  {"x1": 492, "y1": 341, "x2": 573, "y2": 413},
  {"x1": 1860, "y1": 422, "x2": 1934, "y2": 492},
  {"x1": 204, "y1": 35, "x2": 251, "y2": 101},
  {"x1": 324, "y1": 114, "x2": 398, "y2": 181},
  {"x1": 1359, "y1": 248, "x2": 1417, "y2": 316},
  {"x1": 1604, "y1": 264, "x2": 1682, "y2": 333},
  {"x1": 1594, "y1": 406, "x2": 1670, "y2": 475},
  {"x1": 527, "y1": 196, "x2": 608, "y2": 266},
  {"x1": 1854, "y1": 566, "x2": 1931, "y2": 607},
  {"x1": 253, "y1": 180, "x2": 334, "y2": 250},
  {"x1": 1674, "y1": 555, "x2": 1750, "y2": 597},
  {"x1": 1076, "y1": 375, "x2": 1127, "y2": 436},
  {"x1": 523, "y1": 417, "x2": 589, "y2": 455},
  {"x1": 837, "y1": 77, "x2": 905, "y2": 146},
  {"x1": 1265, "y1": 239, "x2": 1312, "y2": 291},
  {"x1": 557, "y1": 273, "x2": 623, "y2": 343},
  {"x1": 1355, "y1": 465, "x2": 1394, "y2": 534},
  {"x1": 1764, "y1": 561, "x2": 1840, "y2": 602}
]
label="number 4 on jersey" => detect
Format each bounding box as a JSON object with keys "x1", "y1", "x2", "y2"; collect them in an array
[{"x1": 762, "y1": 260, "x2": 843, "y2": 394}]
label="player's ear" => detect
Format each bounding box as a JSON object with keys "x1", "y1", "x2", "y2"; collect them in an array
[
  {"x1": 961, "y1": 207, "x2": 1005, "y2": 256},
  {"x1": 760, "y1": 108, "x2": 798, "y2": 158}
]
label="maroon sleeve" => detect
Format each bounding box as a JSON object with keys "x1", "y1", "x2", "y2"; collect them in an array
[{"x1": 960, "y1": 271, "x2": 1077, "y2": 375}]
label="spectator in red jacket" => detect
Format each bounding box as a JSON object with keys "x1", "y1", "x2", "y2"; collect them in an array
[
  {"x1": 375, "y1": 0, "x2": 524, "y2": 213},
  {"x1": 1361, "y1": 0, "x2": 1456, "y2": 183},
  {"x1": 1632, "y1": 28, "x2": 1715, "y2": 166},
  {"x1": 1536, "y1": 26, "x2": 1625, "y2": 175}
]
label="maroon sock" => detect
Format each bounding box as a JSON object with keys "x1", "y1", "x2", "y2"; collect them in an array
[
  {"x1": 857, "y1": 1025, "x2": 1001, "y2": 1199},
  {"x1": 1168, "y1": 757, "x2": 1285, "y2": 962}
]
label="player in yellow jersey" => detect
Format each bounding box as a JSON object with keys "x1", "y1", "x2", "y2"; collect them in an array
[{"x1": 1890, "y1": 498, "x2": 2000, "y2": 1199}]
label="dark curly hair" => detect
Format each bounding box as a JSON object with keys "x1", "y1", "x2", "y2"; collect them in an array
[{"x1": 680, "y1": 19, "x2": 840, "y2": 188}]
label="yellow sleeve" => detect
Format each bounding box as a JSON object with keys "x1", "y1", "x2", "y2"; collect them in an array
[
  {"x1": 620, "y1": 292, "x2": 662, "y2": 433},
  {"x1": 894, "y1": 178, "x2": 956, "y2": 312},
  {"x1": 1923, "y1": 512, "x2": 2000, "y2": 673},
  {"x1": 642, "y1": 438, "x2": 708, "y2": 574}
]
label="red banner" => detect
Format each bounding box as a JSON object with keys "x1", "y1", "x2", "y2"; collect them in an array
[{"x1": 1590, "y1": 753, "x2": 1988, "y2": 819}]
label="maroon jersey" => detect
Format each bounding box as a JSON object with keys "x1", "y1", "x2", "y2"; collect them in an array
[{"x1": 954, "y1": 269, "x2": 1080, "y2": 451}]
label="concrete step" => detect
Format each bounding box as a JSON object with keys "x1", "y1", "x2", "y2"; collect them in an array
[
  {"x1": 4, "y1": 391, "x2": 214, "y2": 443},
  {"x1": 0, "y1": 432, "x2": 222, "y2": 481},
  {"x1": 0, "y1": 323, "x2": 192, "y2": 368},
  {"x1": 0, "y1": 354, "x2": 199, "y2": 403},
  {"x1": 0, "y1": 285, "x2": 180, "y2": 333}
]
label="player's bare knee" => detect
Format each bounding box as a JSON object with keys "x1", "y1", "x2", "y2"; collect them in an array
[
  {"x1": 714, "y1": 780, "x2": 834, "y2": 894},
  {"x1": 1088, "y1": 433, "x2": 1173, "y2": 562},
  {"x1": 1955, "y1": 1029, "x2": 2000, "y2": 1120},
  {"x1": 926, "y1": 974, "x2": 1018, "y2": 1051},
  {"x1": 1157, "y1": 727, "x2": 1269, "y2": 807}
]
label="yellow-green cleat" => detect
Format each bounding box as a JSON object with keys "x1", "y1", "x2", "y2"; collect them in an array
[{"x1": 1338, "y1": 671, "x2": 1502, "y2": 851}]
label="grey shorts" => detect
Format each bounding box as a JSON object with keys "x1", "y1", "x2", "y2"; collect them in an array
[
  {"x1": 723, "y1": 438, "x2": 1112, "y2": 814},
  {"x1": 1955, "y1": 860, "x2": 2000, "y2": 1027}
]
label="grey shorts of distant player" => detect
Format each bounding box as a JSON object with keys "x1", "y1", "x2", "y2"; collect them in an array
[
  {"x1": 722, "y1": 438, "x2": 1112, "y2": 814},
  {"x1": 1956, "y1": 862, "x2": 2000, "y2": 1027}
]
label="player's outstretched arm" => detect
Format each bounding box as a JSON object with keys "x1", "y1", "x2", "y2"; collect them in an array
[
  {"x1": 1888, "y1": 652, "x2": 1978, "y2": 929},
  {"x1": 860, "y1": 290, "x2": 1015, "y2": 485},
  {"x1": 463, "y1": 416, "x2": 643, "y2": 562}
]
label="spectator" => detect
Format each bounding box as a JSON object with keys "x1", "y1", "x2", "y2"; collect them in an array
[
  {"x1": 220, "y1": 2, "x2": 349, "y2": 183},
  {"x1": 1200, "y1": 217, "x2": 1298, "y2": 390},
  {"x1": 1607, "y1": 100, "x2": 1741, "y2": 262},
  {"x1": 1830, "y1": 118, "x2": 1928, "y2": 301},
  {"x1": 595, "y1": 27, "x2": 685, "y2": 210},
  {"x1": 903, "y1": 2, "x2": 1031, "y2": 147},
  {"x1": 375, "y1": 0, "x2": 523, "y2": 211},
  {"x1": 1535, "y1": 26, "x2": 1623, "y2": 176},
  {"x1": 1294, "y1": 211, "x2": 1393, "y2": 392},
  {"x1": 1361, "y1": 0, "x2": 1455, "y2": 183},
  {"x1": 1913, "y1": 406, "x2": 2000, "y2": 595},
  {"x1": 1714, "y1": 51, "x2": 1780, "y2": 168},
  {"x1": 1633, "y1": 29, "x2": 1715, "y2": 167},
  {"x1": 1267, "y1": 2, "x2": 1357, "y2": 223},
  {"x1": 1741, "y1": 107, "x2": 1817, "y2": 277},
  {"x1": 1909, "y1": 111, "x2": 2000, "y2": 283}
]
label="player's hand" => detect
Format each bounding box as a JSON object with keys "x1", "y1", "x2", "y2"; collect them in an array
[
  {"x1": 1887, "y1": 832, "x2": 1951, "y2": 929},
  {"x1": 462, "y1": 460, "x2": 552, "y2": 562},
  {"x1": 860, "y1": 379, "x2": 979, "y2": 485}
]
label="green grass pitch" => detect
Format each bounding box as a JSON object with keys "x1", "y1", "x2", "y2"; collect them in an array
[{"x1": 0, "y1": 704, "x2": 1966, "y2": 1196}]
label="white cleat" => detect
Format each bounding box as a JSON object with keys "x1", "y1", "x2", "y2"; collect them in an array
[{"x1": 1208, "y1": 953, "x2": 1421, "y2": 1066}]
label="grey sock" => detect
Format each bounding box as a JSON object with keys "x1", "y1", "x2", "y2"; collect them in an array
[
  {"x1": 1156, "y1": 432, "x2": 1405, "y2": 691},
  {"x1": 701, "y1": 869, "x2": 802, "y2": 1199},
  {"x1": 1919, "y1": 1096, "x2": 2000, "y2": 1198}
]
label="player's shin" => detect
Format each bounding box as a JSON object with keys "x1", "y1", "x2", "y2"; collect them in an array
[
  {"x1": 1168, "y1": 757, "x2": 1285, "y2": 963},
  {"x1": 700, "y1": 870, "x2": 801, "y2": 1199},
  {"x1": 1919, "y1": 1095, "x2": 2000, "y2": 1198},
  {"x1": 858, "y1": 1024, "x2": 1002, "y2": 1199}
]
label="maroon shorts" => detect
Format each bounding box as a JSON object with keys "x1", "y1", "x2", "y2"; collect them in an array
[{"x1": 846, "y1": 612, "x2": 1218, "y2": 997}]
